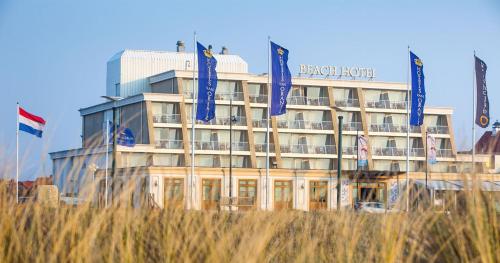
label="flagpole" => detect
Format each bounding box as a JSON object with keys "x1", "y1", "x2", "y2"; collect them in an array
[
  {"x1": 190, "y1": 31, "x2": 197, "y2": 210},
  {"x1": 425, "y1": 131, "x2": 428, "y2": 191},
  {"x1": 105, "y1": 119, "x2": 109, "y2": 208},
  {"x1": 472, "y1": 50, "x2": 476, "y2": 175},
  {"x1": 265, "y1": 36, "x2": 271, "y2": 211},
  {"x1": 406, "y1": 46, "x2": 410, "y2": 212},
  {"x1": 16, "y1": 102, "x2": 19, "y2": 204}
]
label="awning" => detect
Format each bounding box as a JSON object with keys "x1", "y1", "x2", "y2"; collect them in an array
[
  {"x1": 414, "y1": 180, "x2": 462, "y2": 191},
  {"x1": 452, "y1": 181, "x2": 500, "y2": 192}
]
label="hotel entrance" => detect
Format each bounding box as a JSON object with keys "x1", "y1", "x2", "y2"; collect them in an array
[
  {"x1": 274, "y1": 180, "x2": 293, "y2": 210},
  {"x1": 309, "y1": 181, "x2": 328, "y2": 211},
  {"x1": 164, "y1": 178, "x2": 184, "y2": 208},
  {"x1": 202, "y1": 179, "x2": 221, "y2": 210}
]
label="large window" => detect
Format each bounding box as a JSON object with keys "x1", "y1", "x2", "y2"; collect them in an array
[
  {"x1": 310, "y1": 181, "x2": 328, "y2": 211},
  {"x1": 164, "y1": 178, "x2": 184, "y2": 208},
  {"x1": 238, "y1": 179, "x2": 257, "y2": 210},
  {"x1": 274, "y1": 180, "x2": 293, "y2": 210}
]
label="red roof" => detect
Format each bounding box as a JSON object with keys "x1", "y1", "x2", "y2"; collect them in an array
[{"x1": 475, "y1": 131, "x2": 500, "y2": 154}]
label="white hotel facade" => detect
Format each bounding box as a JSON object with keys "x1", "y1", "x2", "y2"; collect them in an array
[{"x1": 50, "y1": 43, "x2": 499, "y2": 211}]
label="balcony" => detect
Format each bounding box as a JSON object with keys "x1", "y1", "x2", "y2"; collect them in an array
[
  {"x1": 334, "y1": 99, "x2": 360, "y2": 108},
  {"x1": 343, "y1": 122, "x2": 362, "y2": 131},
  {"x1": 342, "y1": 146, "x2": 358, "y2": 155},
  {"x1": 188, "y1": 116, "x2": 247, "y2": 126},
  {"x1": 287, "y1": 96, "x2": 330, "y2": 106},
  {"x1": 280, "y1": 144, "x2": 336, "y2": 154},
  {"x1": 254, "y1": 143, "x2": 275, "y2": 152},
  {"x1": 252, "y1": 119, "x2": 269, "y2": 128},
  {"x1": 365, "y1": 100, "x2": 407, "y2": 110},
  {"x1": 153, "y1": 114, "x2": 181, "y2": 124},
  {"x1": 155, "y1": 140, "x2": 184, "y2": 149},
  {"x1": 370, "y1": 124, "x2": 421, "y2": 133},
  {"x1": 277, "y1": 120, "x2": 333, "y2": 130},
  {"x1": 249, "y1": 95, "x2": 268, "y2": 103},
  {"x1": 436, "y1": 149, "x2": 453, "y2": 158},
  {"x1": 371, "y1": 147, "x2": 424, "y2": 157},
  {"x1": 194, "y1": 141, "x2": 249, "y2": 151},
  {"x1": 183, "y1": 92, "x2": 244, "y2": 101},
  {"x1": 427, "y1": 126, "x2": 449, "y2": 134}
]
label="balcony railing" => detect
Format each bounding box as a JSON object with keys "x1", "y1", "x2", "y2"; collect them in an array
[
  {"x1": 342, "y1": 146, "x2": 358, "y2": 155},
  {"x1": 427, "y1": 126, "x2": 449, "y2": 134},
  {"x1": 370, "y1": 124, "x2": 421, "y2": 133},
  {"x1": 287, "y1": 96, "x2": 330, "y2": 106},
  {"x1": 365, "y1": 100, "x2": 407, "y2": 110},
  {"x1": 155, "y1": 140, "x2": 184, "y2": 149},
  {"x1": 249, "y1": 95, "x2": 268, "y2": 103},
  {"x1": 371, "y1": 147, "x2": 424, "y2": 157},
  {"x1": 194, "y1": 141, "x2": 249, "y2": 151},
  {"x1": 183, "y1": 92, "x2": 244, "y2": 101},
  {"x1": 252, "y1": 119, "x2": 269, "y2": 128},
  {"x1": 436, "y1": 149, "x2": 453, "y2": 158},
  {"x1": 334, "y1": 99, "x2": 360, "y2": 108},
  {"x1": 343, "y1": 122, "x2": 362, "y2": 131},
  {"x1": 254, "y1": 143, "x2": 275, "y2": 152},
  {"x1": 280, "y1": 144, "x2": 336, "y2": 154},
  {"x1": 277, "y1": 120, "x2": 333, "y2": 130},
  {"x1": 188, "y1": 116, "x2": 247, "y2": 126},
  {"x1": 153, "y1": 114, "x2": 181, "y2": 124}
]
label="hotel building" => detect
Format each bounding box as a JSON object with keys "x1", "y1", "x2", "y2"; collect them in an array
[{"x1": 50, "y1": 42, "x2": 499, "y2": 211}]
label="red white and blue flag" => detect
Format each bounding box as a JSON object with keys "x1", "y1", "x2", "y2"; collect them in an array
[{"x1": 18, "y1": 106, "x2": 46, "y2": 138}]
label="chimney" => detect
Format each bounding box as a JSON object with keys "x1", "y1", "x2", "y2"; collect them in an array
[
  {"x1": 493, "y1": 120, "x2": 500, "y2": 136},
  {"x1": 176, "y1": 40, "x2": 185, "y2": 52},
  {"x1": 220, "y1": 46, "x2": 229, "y2": 55}
]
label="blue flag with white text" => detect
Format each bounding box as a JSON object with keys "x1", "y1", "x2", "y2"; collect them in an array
[
  {"x1": 410, "y1": 51, "x2": 426, "y2": 126},
  {"x1": 196, "y1": 42, "x2": 218, "y2": 122},
  {"x1": 270, "y1": 42, "x2": 292, "y2": 116}
]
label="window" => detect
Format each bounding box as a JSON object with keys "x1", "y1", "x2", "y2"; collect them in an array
[
  {"x1": 164, "y1": 178, "x2": 184, "y2": 208},
  {"x1": 115, "y1": 83, "x2": 120, "y2": 96},
  {"x1": 238, "y1": 180, "x2": 257, "y2": 210},
  {"x1": 310, "y1": 181, "x2": 328, "y2": 210}
]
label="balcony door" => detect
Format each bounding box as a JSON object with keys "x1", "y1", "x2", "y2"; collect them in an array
[
  {"x1": 202, "y1": 179, "x2": 221, "y2": 210},
  {"x1": 238, "y1": 179, "x2": 257, "y2": 211},
  {"x1": 274, "y1": 180, "x2": 293, "y2": 210},
  {"x1": 164, "y1": 178, "x2": 184, "y2": 208}
]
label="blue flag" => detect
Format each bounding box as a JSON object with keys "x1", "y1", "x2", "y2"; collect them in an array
[
  {"x1": 410, "y1": 51, "x2": 426, "y2": 126},
  {"x1": 108, "y1": 122, "x2": 136, "y2": 147},
  {"x1": 270, "y1": 42, "x2": 292, "y2": 116},
  {"x1": 196, "y1": 42, "x2": 218, "y2": 122}
]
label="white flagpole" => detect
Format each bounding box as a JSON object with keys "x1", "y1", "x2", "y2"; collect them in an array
[
  {"x1": 265, "y1": 36, "x2": 271, "y2": 211},
  {"x1": 406, "y1": 46, "x2": 411, "y2": 212},
  {"x1": 16, "y1": 102, "x2": 19, "y2": 204},
  {"x1": 105, "y1": 119, "x2": 109, "y2": 208},
  {"x1": 190, "y1": 31, "x2": 197, "y2": 210},
  {"x1": 472, "y1": 51, "x2": 476, "y2": 175}
]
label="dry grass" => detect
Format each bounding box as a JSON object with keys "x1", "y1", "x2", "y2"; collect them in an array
[{"x1": 0, "y1": 183, "x2": 498, "y2": 263}]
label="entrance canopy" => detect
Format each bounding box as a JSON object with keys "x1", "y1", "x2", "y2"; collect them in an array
[{"x1": 415, "y1": 180, "x2": 500, "y2": 192}]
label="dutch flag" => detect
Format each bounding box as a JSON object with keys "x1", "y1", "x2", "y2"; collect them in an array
[{"x1": 18, "y1": 106, "x2": 46, "y2": 138}]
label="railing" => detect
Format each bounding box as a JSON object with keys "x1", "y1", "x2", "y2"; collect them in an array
[
  {"x1": 188, "y1": 116, "x2": 247, "y2": 126},
  {"x1": 155, "y1": 140, "x2": 184, "y2": 149},
  {"x1": 427, "y1": 126, "x2": 449, "y2": 134},
  {"x1": 280, "y1": 144, "x2": 336, "y2": 154},
  {"x1": 254, "y1": 143, "x2": 275, "y2": 152},
  {"x1": 436, "y1": 149, "x2": 453, "y2": 158},
  {"x1": 370, "y1": 124, "x2": 421, "y2": 133},
  {"x1": 252, "y1": 119, "x2": 269, "y2": 128},
  {"x1": 343, "y1": 122, "x2": 362, "y2": 131},
  {"x1": 277, "y1": 120, "x2": 333, "y2": 130},
  {"x1": 342, "y1": 146, "x2": 358, "y2": 155},
  {"x1": 194, "y1": 141, "x2": 249, "y2": 151},
  {"x1": 153, "y1": 114, "x2": 181, "y2": 124},
  {"x1": 371, "y1": 147, "x2": 424, "y2": 157},
  {"x1": 183, "y1": 92, "x2": 244, "y2": 101},
  {"x1": 249, "y1": 95, "x2": 268, "y2": 103},
  {"x1": 287, "y1": 96, "x2": 330, "y2": 106},
  {"x1": 334, "y1": 99, "x2": 360, "y2": 107},
  {"x1": 365, "y1": 100, "x2": 407, "y2": 110}
]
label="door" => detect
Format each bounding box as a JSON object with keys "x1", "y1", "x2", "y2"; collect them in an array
[
  {"x1": 202, "y1": 179, "x2": 221, "y2": 210},
  {"x1": 274, "y1": 180, "x2": 293, "y2": 210},
  {"x1": 309, "y1": 181, "x2": 328, "y2": 211},
  {"x1": 164, "y1": 178, "x2": 184, "y2": 208},
  {"x1": 238, "y1": 179, "x2": 257, "y2": 211}
]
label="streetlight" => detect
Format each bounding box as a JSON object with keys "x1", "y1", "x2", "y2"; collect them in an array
[
  {"x1": 331, "y1": 105, "x2": 344, "y2": 211},
  {"x1": 101, "y1": 95, "x2": 123, "y2": 207}
]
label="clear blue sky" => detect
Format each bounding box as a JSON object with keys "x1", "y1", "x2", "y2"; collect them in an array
[{"x1": 0, "y1": 0, "x2": 499, "y2": 180}]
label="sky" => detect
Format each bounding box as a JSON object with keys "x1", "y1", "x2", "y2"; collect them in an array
[{"x1": 0, "y1": 0, "x2": 499, "y2": 180}]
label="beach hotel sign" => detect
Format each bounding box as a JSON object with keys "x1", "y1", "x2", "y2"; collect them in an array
[{"x1": 299, "y1": 64, "x2": 376, "y2": 80}]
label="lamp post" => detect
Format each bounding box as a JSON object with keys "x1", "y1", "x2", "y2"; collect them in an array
[
  {"x1": 101, "y1": 95, "x2": 122, "y2": 207},
  {"x1": 229, "y1": 94, "x2": 236, "y2": 211},
  {"x1": 337, "y1": 115, "x2": 343, "y2": 211}
]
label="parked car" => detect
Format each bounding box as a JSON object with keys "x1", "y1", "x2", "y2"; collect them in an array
[{"x1": 354, "y1": 202, "x2": 387, "y2": 213}]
